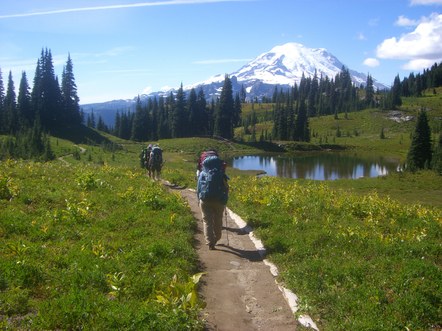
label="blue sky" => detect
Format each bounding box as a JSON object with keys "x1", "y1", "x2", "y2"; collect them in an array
[{"x1": 1, "y1": 0, "x2": 441, "y2": 104}]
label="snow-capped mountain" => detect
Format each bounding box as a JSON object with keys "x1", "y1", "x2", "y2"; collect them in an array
[
  {"x1": 184, "y1": 42, "x2": 386, "y2": 101},
  {"x1": 81, "y1": 42, "x2": 388, "y2": 125}
]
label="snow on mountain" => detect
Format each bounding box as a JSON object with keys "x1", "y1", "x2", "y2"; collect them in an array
[
  {"x1": 185, "y1": 42, "x2": 386, "y2": 98},
  {"x1": 81, "y1": 42, "x2": 388, "y2": 125},
  {"x1": 234, "y1": 43, "x2": 342, "y2": 85}
]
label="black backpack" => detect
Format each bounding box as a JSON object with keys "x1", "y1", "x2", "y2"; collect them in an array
[
  {"x1": 197, "y1": 155, "x2": 228, "y2": 204},
  {"x1": 150, "y1": 146, "x2": 163, "y2": 168}
]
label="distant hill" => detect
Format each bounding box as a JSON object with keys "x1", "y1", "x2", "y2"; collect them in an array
[{"x1": 81, "y1": 42, "x2": 388, "y2": 127}]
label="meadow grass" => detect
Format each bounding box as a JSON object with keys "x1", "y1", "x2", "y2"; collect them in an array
[
  {"x1": 227, "y1": 175, "x2": 441, "y2": 330},
  {"x1": 2, "y1": 89, "x2": 442, "y2": 329},
  {"x1": 0, "y1": 159, "x2": 204, "y2": 330}
]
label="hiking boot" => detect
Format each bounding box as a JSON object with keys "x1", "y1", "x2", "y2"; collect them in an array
[{"x1": 208, "y1": 244, "x2": 215, "y2": 250}]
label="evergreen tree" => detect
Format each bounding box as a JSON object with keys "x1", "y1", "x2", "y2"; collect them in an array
[
  {"x1": 307, "y1": 70, "x2": 318, "y2": 117},
  {"x1": 233, "y1": 93, "x2": 242, "y2": 128},
  {"x1": 61, "y1": 54, "x2": 81, "y2": 126},
  {"x1": 196, "y1": 88, "x2": 208, "y2": 135},
  {"x1": 157, "y1": 96, "x2": 169, "y2": 139},
  {"x1": 294, "y1": 99, "x2": 310, "y2": 142},
  {"x1": 17, "y1": 71, "x2": 33, "y2": 127},
  {"x1": 32, "y1": 49, "x2": 62, "y2": 131},
  {"x1": 96, "y1": 116, "x2": 108, "y2": 132},
  {"x1": 114, "y1": 111, "x2": 121, "y2": 137},
  {"x1": 87, "y1": 110, "x2": 96, "y2": 128},
  {"x1": 174, "y1": 83, "x2": 187, "y2": 137},
  {"x1": 4, "y1": 71, "x2": 17, "y2": 133},
  {"x1": 0, "y1": 68, "x2": 4, "y2": 133},
  {"x1": 131, "y1": 96, "x2": 149, "y2": 141},
  {"x1": 215, "y1": 75, "x2": 234, "y2": 139},
  {"x1": 406, "y1": 110, "x2": 432, "y2": 171},
  {"x1": 365, "y1": 74, "x2": 375, "y2": 108},
  {"x1": 187, "y1": 88, "x2": 198, "y2": 135},
  {"x1": 391, "y1": 75, "x2": 402, "y2": 109},
  {"x1": 240, "y1": 84, "x2": 247, "y2": 103}
]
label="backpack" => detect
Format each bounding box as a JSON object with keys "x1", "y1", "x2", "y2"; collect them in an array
[
  {"x1": 140, "y1": 148, "x2": 148, "y2": 168},
  {"x1": 150, "y1": 146, "x2": 163, "y2": 168},
  {"x1": 197, "y1": 155, "x2": 229, "y2": 204},
  {"x1": 197, "y1": 150, "x2": 218, "y2": 171}
]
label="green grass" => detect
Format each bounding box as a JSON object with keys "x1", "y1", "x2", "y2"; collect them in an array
[
  {"x1": 228, "y1": 176, "x2": 441, "y2": 331},
  {"x1": 1, "y1": 90, "x2": 442, "y2": 329},
  {"x1": 0, "y1": 159, "x2": 204, "y2": 330}
]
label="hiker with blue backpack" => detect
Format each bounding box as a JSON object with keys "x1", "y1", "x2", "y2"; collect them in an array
[
  {"x1": 149, "y1": 145, "x2": 163, "y2": 180},
  {"x1": 197, "y1": 150, "x2": 229, "y2": 250}
]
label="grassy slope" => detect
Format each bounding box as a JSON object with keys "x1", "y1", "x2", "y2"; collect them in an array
[
  {"x1": 1, "y1": 89, "x2": 441, "y2": 329},
  {"x1": 0, "y1": 149, "x2": 204, "y2": 330}
]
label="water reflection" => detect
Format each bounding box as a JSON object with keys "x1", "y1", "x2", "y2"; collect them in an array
[{"x1": 229, "y1": 153, "x2": 399, "y2": 180}]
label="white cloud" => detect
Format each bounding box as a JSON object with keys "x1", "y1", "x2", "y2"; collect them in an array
[
  {"x1": 395, "y1": 15, "x2": 418, "y2": 27},
  {"x1": 403, "y1": 58, "x2": 437, "y2": 70},
  {"x1": 363, "y1": 58, "x2": 380, "y2": 67},
  {"x1": 0, "y1": 0, "x2": 253, "y2": 19},
  {"x1": 410, "y1": 0, "x2": 442, "y2": 5},
  {"x1": 376, "y1": 13, "x2": 442, "y2": 70}
]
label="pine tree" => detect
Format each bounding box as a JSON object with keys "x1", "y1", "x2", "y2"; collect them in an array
[
  {"x1": 406, "y1": 110, "x2": 432, "y2": 171},
  {"x1": 187, "y1": 88, "x2": 198, "y2": 136},
  {"x1": 391, "y1": 75, "x2": 402, "y2": 109},
  {"x1": 294, "y1": 99, "x2": 310, "y2": 142},
  {"x1": 365, "y1": 74, "x2": 375, "y2": 107},
  {"x1": 32, "y1": 49, "x2": 62, "y2": 131},
  {"x1": 96, "y1": 116, "x2": 108, "y2": 132},
  {"x1": 233, "y1": 93, "x2": 242, "y2": 128},
  {"x1": 17, "y1": 71, "x2": 33, "y2": 128},
  {"x1": 170, "y1": 83, "x2": 186, "y2": 138},
  {"x1": 61, "y1": 54, "x2": 81, "y2": 127},
  {"x1": 196, "y1": 88, "x2": 208, "y2": 135},
  {"x1": 215, "y1": 75, "x2": 234, "y2": 139},
  {"x1": 4, "y1": 71, "x2": 17, "y2": 133},
  {"x1": 87, "y1": 110, "x2": 96, "y2": 128},
  {"x1": 131, "y1": 96, "x2": 149, "y2": 141},
  {"x1": 0, "y1": 68, "x2": 5, "y2": 133}
]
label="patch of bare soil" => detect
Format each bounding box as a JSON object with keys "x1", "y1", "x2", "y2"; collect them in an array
[{"x1": 174, "y1": 187, "x2": 299, "y2": 331}]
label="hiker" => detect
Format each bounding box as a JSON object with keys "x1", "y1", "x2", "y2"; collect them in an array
[
  {"x1": 197, "y1": 150, "x2": 229, "y2": 250},
  {"x1": 141, "y1": 144, "x2": 153, "y2": 177},
  {"x1": 149, "y1": 145, "x2": 163, "y2": 180}
]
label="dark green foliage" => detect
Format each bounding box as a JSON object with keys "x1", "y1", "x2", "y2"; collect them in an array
[
  {"x1": 0, "y1": 49, "x2": 84, "y2": 160},
  {"x1": 111, "y1": 76, "x2": 239, "y2": 141},
  {"x1": 214, "y1": 75, "x2": 235, "y2": 139},
  {"x1": 17, "y1": 71, "x2": 33, "y2": 128},
  {"x1": 406, "y1": 111, "x2": 432, "y2": 171},
  {"x1": 0, "y1": 122, "x2": 54, "y2": 161},
  {"x1": 131, "y1": 96, "x2": 150, "y2": 141},
  {"x1": 431, "y1": 132, "x2": 442, "y2": 175},
  {"x1": 365, "y1": 74, "x2": 375, "y2": 107},
  {"x1": 61, "y1": 54, "x2": 82, "y2": 127}
]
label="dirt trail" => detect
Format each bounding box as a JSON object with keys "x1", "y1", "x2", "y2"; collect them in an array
[{"x1": 173, "y1": 186, "x2": 299, "y2": 331}]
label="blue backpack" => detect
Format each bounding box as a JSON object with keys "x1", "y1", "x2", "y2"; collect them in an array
[{"x1": 197, "y1": 155, "x2": 229, "y2": 204}]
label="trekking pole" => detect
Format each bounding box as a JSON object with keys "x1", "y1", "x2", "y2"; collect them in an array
[{"x1": 225, "y1": 207, "x2": 229, "y2": 246}]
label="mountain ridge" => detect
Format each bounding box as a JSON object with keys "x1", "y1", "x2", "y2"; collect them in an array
[{"x1": 81, "y1": 42, "x2": 388, "y2": 126}]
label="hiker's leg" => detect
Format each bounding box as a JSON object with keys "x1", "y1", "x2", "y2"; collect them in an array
[
  {"x1": 200, "y1": 200, "x2": 215, "y2": 246},
  {"x1": 213, "y1": 203, "x2": 225, "y2": 243}
]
